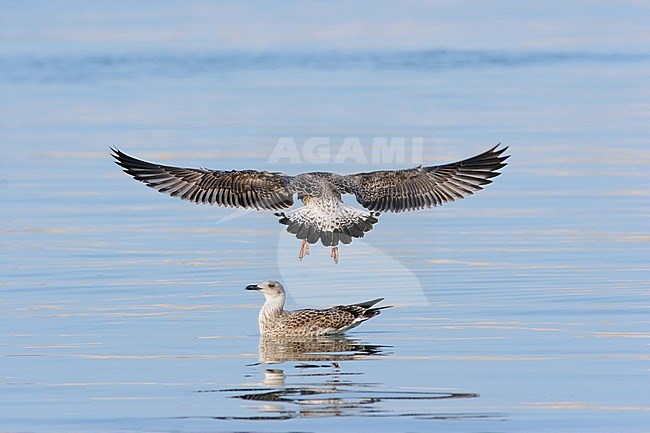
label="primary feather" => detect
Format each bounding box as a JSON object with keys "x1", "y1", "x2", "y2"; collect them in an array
[{"x1": 112, "y1": 145, "x2": 509, "y2": 261}]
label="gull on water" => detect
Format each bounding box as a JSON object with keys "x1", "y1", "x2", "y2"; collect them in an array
[
  {"x1": 112, "y1": 145, "x2": 509, "y2": 263},
  {"x1": 245, "y1": 281, "x2": 391, "y2": 337}
]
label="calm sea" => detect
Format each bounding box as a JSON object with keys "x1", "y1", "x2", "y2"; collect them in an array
[{"x1": 1, "y1": 3, "x2": 648, "y2": 432}]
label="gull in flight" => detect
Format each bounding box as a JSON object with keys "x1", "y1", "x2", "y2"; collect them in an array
[
  {"x1": 112, "y1": 145, "x2": 509, "y2": 263},
  {"x1": 245, "y1": 280, "x2": 390, "y2": 337}
]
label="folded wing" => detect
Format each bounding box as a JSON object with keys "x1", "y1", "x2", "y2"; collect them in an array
[
  {"x1": 345, "y1": 145, "x2": 509, "y2": 212},
  {"x1": 111, "y1": 148, "x2": 294, "y2": 210}
]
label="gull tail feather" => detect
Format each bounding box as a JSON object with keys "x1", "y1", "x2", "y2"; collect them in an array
[{"x1": 277, "y1": 205, "x2": 379, "y2": 247}]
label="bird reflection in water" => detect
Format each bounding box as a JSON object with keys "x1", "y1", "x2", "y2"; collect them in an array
[
  {"x1": 195, "y1": 335, "x2": 493, "y2": 421},
  {"x1": 257, "y1": 333, "x2": 386, "y2": 365}
]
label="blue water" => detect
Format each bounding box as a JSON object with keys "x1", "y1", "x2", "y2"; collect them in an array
[{"x1": 1, "y1": 2, "x2": 649, "y2": 432}]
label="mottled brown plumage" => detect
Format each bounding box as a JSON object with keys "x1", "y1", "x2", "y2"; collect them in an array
[
  {"x1": 111, "y1": 149, "x2": 293, "y2": 210},
  {"x1": 246, "y1": 281, "x2": 390, "y2": 337},
  {"x1": 112, "y1": 145, "x2": 509, "y2": 262},
  {"x1": 346, "y1": 145, "x2": 509, "y2": 212}
]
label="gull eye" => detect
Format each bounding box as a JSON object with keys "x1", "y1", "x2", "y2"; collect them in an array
[{"x1": 268, "y1": 283, "x2": 275, "y2": 288}]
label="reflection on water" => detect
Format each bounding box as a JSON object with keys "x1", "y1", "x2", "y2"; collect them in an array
[
  {"x1": 191, "y1": 335, "x2": 488, "y2": 421},
  {"x1": 257, "y1": 334, "x2": 388, "y2": 364}
]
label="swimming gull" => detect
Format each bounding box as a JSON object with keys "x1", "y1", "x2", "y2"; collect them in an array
[
  {"x1": 112, "y1": 145, "x2": 509, "y2": 263},
  {"x1": 245, "y1": 280, "x2": 390, "y2": 337}
]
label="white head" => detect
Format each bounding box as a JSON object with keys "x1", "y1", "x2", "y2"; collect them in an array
[
  {"x1": 245, "y1": 280, "x2": 286, "y2": 302},
  {"x1": 246, "y1": 281, "x2": 287, "y2": 332}
]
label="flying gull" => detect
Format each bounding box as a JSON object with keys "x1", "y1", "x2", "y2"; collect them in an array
[
  {"x1": 111, "y1": 145, "x2": 509, "y2": 263},
  {"x1": 245, "y1": 280, "x2": 390, "y2": 337}
]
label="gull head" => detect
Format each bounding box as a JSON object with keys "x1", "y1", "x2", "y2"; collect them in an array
[{"x1": 245, "y1": 280, "x2": 286, "y2": 301}]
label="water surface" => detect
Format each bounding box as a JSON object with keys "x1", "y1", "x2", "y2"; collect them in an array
[{"x1": 1, "y1": 3, "x2": 649, "y2": 432}]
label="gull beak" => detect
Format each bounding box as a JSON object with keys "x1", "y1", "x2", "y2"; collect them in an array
[{"x1": 245, "y1": 284, "x2": 261, "y2": 291}]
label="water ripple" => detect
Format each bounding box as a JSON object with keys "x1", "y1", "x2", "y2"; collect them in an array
[{"x1": 2, "y1": 49, "x2": 648, "y2": 83}]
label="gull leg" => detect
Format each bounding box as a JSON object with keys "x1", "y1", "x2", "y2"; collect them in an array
[
  {"x1": 298, "y1": 239, "x2": 310, "y2": 261},
  {"x1": 331, "y1": 246, "x2": 339, "y2": 264}
]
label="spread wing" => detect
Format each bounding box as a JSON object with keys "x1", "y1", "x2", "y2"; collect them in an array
[
  {"x1": 345, "y1": 145, "x2": 509, "y2": 212},
  {"x1": 111, "y1": 148, "x2": 294, "y2": 210}
]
